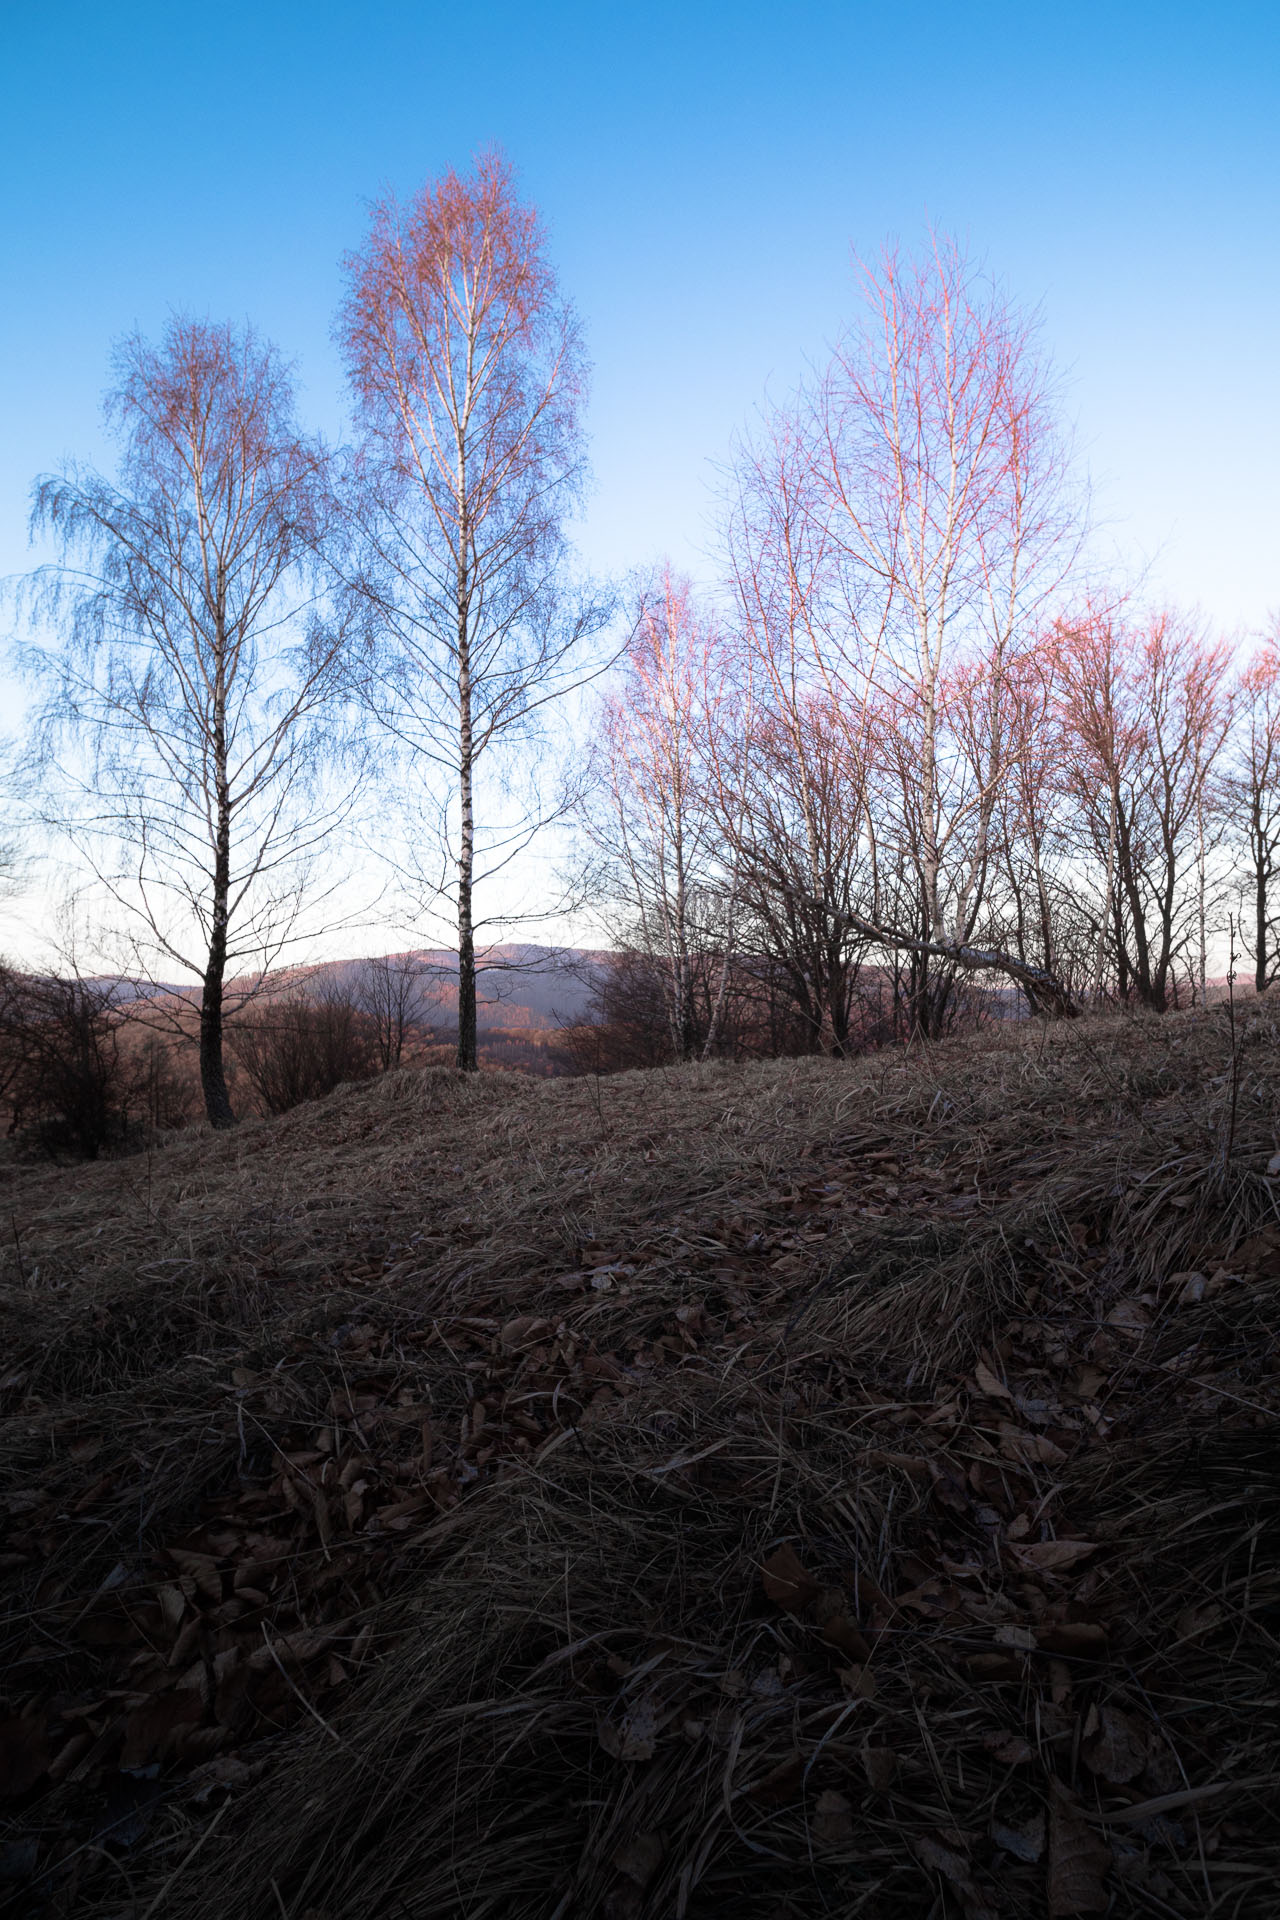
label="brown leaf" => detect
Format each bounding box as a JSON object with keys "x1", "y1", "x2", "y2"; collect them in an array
[
  {"x1": 854, "y1": 1569, "x2": 895, "y2": 1615},
  {"x1": 991, "y1": 1811, "x2": 1045, "y2": 1862},
  {"x1": 812, "y1": 1788, "x2": 855, "y2": 1848},
  {"x1": 157, "y1": 1582, "x2": 186, "y2": 1634},
  {"x1": 1105, "y1": 1300, "x2": 1151, "y2": 1332},
  {"x1": 500, "y1": 1315, "x2": 552, "y2": 1350},
  {"x1": 119, "y1": 1689, "x2": 204, "y2": 1769},
  {"x1": 247, "y1": 1625, "x2": 343, "y2": 1671},
  {"x1": 838, "y1": 1663, "x2": 878, "y2": 1700},
  {"x1": 188, "y1": 1753, "x2": 267, "y2": 1797},
  {"x1": 612, "y1": 1830, "x2": 664, "y2": 1887},
  {"x1": 1013, "y1": 1539, "x2": 1100, "y2": 1574},
  {"x1": 168, "y1": 1548, "x2": 222, "y2": 1602},
  {"x1": 1064, "y1": 1365, "x2": 1108, "y2": 1402},
  {"x1": 967, "y1": 1652, "x2": 1024, "y2": 1681},
  {"x1": 597, "y1": 1695, "x2": 660, "y2": 1762},
  {"x1": 307, "y1": 1478, "x2": 333, "y2": 1546},
  {"x1": 1048, "y1": 1783, "x2": 1111, "y2": 1915},
  {"x1": 865, "y1": 1448, "x2": 932, "y2": 1481},
  {"x1": 47, "y1": 1731, "x2": 95, "y2": 1782},
  {"x1": 72, "y1": 1471, "x2": 114, "y2": 1511},
  {"x1": 973, "y1": 1360, "x2": 1013, "y2": 1400},
  {"x1": 912, "y1": 1833, "x2": 974, "y2": 1888},
  {"x1": 998, "y1": 1422, "x2": 1068, "y2": 1467},
  {"x1": 993, "y1": 1624, "x2": 1037, "y2": 1651},
  {"x1": 982, "y1": 1728, "x2": 1033, "y2": 1765},
  {"x1": 928, "y1": 1458, "x2": 970, "y2": 1513},
  {"x1": 1173, "y1": 1601, "x2": 1222, "y2": 1641},
  {"x1": 760, "y1": 1543, "x2": 818, "y2": 1613},
  {"x1": 1082, "y1": 1704, "x2": 1148, "y2": 1785},
  {"x1": 821, "y1": 1612, "x2": 871, "y2": 1661},
  {"x1": 861, "y1": 1739, "x2": 897, "y2": 1790}
]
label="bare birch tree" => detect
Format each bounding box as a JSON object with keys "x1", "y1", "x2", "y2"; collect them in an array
[
  {"x1": 338, "y1": 152, "x2": 605, "y2": 1072},
  {"x1": 578, "y1": 571, "x2": 737, "y2": 1060},
  {"x1": 1231, "y1": 633, "x2": 1280, "y2": 993},
  {"x1": 22, "y1": 317, "x2": 353, "y2": 1127},
  {"x1": 1054, "y1": 606, "x2": 1231, "y2": 1009},
  {"x1": 725, "y1": 237, "x2": 1081, "y2": 1029}
]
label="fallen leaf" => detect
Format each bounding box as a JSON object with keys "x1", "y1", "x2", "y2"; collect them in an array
[
  {"x1": 1065, "y1": 1366, "x2": 1108, "y2": 1402},
  {"x1": 822, "y1": 1612, "x2": 871, "y2": 1661},
  {"x1": 982, "y1": 1729, "x2": 1033, "y2": 1765},
  {"x1": 613, "y1": 1830, "x2": 664, "y2": 1887},
  {"x1": 500, "y1": 1316, "x2": 552, "y2": 1349},
  {"x1": 157, "y1": 1583, "x2": 186, "y2": 1634},
  {"x1": 1049, "y1": 1657, "x2": 1073, "y2": 1706},
  {"x1": 119, "y1": 1689, "x2": 204, "y2": 1770},
  {"x1": 1083, "y1": 1705, "x2": 1148, "y2": 1785},
  {"x1": 1105, "y1": 1300, "x2": 1151, "y2": 1332},
  {"x1": 973, "y1": 1360, "x2": 1013, "y2": 1400},
  {"x1": 999, "y1": 1423, "x2": 1068, "y2": 1467},
  {"x1": 993, "y1": 1624, "x2": 1037, "y2": 1651},
  {"x1": 168, "y1": 1549, "x2": 222, "y2": 1602},
  {"x1": 597, "y1": 1695, "x2": 660, "y2": 1763},
  {"x1": 1048, "y1": 1783, "x2": 1111, "y2": 1915},
  {"x1": 188, "y1": 1753, "x2": 265, "y2": 1797},
  {"x1": 812, "y1": 1788, "x2": 855, "y2": 1847},
  {"x1": 1174, "y1": 1601, "x2": 1222, "y2": 1642},
  {"x1": 912, "y1": 1834, "x2": 973, "y2": 1885},
  {"x1": 1013, "y1": 1539, "x2": 1100, "y2": 1574},
  {"x1": 992, "y1": 1811, "x2": 1045, "y2": 1862},
  {"x1": 760, "y1": 1543, "x2": 818, "y2": 1613},
  {"x1": 966, "y1": 1652, "x2": 1023, "y2": 1680},
  {"x1": 928, "y1": 1458, "x2": 970, "y2": 1513},
  {"x1": 837, "y1": 1663, "x2": 878, "y2": 1700}
]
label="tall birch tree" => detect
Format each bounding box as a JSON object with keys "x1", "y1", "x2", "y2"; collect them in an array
[
  {"x1": 24, "y1": 318, "x2": 349, "y2": 1128},
  {"x1": 339, "y1": 152, "x2": 600, "y2": 1072}
]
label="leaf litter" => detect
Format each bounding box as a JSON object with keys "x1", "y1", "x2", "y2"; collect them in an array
[{"x1": 1, "y1": 1004, "x2": 1279, "y2": 1915}]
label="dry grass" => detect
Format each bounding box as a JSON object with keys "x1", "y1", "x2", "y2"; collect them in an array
[{"x1": 1, "y1": 1003, "x2": 1278, "y2": 1918}]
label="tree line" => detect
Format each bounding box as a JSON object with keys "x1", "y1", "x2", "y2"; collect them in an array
[{"x1": 6, "y1": 156, "x2": 1278, "y2": 1136}]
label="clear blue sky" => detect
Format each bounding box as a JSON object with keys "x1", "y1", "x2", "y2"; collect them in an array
[{"x1": 2, "y1": 0, "x2": 1277, "y2": 636}]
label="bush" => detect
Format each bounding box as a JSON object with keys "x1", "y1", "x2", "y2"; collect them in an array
[
  {"x1": 0, "y1": 967, "x2": 144, "y2": 1159},
  {"x1": 229, "y1": 983, "x2": 379, "y2": 1114}
]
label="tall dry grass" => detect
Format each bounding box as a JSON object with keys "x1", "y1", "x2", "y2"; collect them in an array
[{"x1": 2, "y1": 1003, "x2": 1278, "y2": 1916}]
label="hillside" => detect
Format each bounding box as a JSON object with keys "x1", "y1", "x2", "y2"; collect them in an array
[
  {"x1": 1, "y1": 1004, "x2": 1278, "y2": 1917},
  {"x1": 135, "y1": 945, "x2": 603, "y2": 1033}
]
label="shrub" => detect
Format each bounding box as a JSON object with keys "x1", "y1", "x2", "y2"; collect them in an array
[
  {"x1": 229, "y1": 983, "x2": 379, "y2": 1114},
  {"x1": 0, "y1": 967, "x2": 139, "y2": 1159}
]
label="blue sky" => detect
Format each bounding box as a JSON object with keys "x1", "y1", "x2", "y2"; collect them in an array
[{"x1": 2, "y1": 0, "x2": 1278, "y2": 638}]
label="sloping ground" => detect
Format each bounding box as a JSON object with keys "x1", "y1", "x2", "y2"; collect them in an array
[{"x1": 1, "y1": 1005, "x2": 1278, "y2": 1919}]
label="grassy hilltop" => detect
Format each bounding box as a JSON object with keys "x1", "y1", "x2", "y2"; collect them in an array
[{"x1": 2, "y1": 1004, "x2": 1279, "y2": 1918}]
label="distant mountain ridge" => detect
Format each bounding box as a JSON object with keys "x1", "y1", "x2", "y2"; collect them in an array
[
  {"x1": 77, "y1": 945, "x2": 606, "y2": 1035},
  {"x1": 316, "y1": 944, "x2": 605, "y2": 1032}
]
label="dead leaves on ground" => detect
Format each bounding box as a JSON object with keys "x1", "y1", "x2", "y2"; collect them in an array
[{"x1": 3, "y1": 1027, "x2": 1280, "y2": 1917}]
